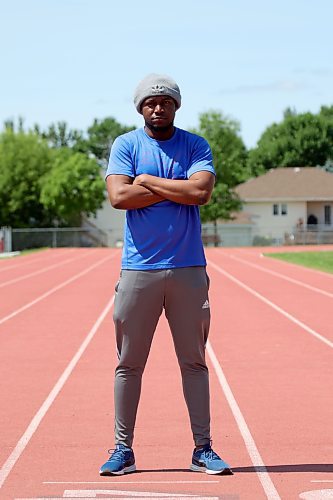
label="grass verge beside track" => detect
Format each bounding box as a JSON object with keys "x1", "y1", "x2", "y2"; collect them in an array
[{"x1": 265, "y1": 250, "x2": 333, "y2": 274}]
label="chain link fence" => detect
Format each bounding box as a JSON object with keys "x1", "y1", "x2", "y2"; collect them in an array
[
  {"x1": 1, "y1": 226, "x2": 110, "y2": 252},
  {"x1": 2, "y1": 224, "x2": 333, "y2": 253}
]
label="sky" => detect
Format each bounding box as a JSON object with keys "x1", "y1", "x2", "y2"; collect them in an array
[{"x1": 1, "y1": 0, "x2": 332, "y2": 148}]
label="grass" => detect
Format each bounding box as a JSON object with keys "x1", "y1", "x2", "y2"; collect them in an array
[
  {"x1": 19, "y1": 247, "x2": 49, "y2": 256},
  {"x1": 265, "y1": 250, "x2": 333, "y2": 274},
  {"x1": 0, "y1": 247, "x2": 49, "y2": 259}
]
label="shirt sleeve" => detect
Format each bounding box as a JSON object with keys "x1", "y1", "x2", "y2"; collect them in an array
[
  {"x1": 187, "y1": 136, "x2": 216, "y2": 178},
  {"x1": 105, "y1": 136, "x2": 135, "y2": 179}
]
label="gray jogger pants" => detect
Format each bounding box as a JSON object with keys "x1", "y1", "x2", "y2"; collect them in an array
[{"x1": 113, "y1": 266, "x2": 211, "y2": 448}]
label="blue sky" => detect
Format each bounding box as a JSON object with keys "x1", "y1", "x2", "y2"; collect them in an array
[{"x1": 1, "y1": 0, "x2": 332, "y2": 148}]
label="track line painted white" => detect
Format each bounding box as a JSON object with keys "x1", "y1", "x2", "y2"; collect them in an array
[
  {"x1": 62, "y1": 490, "x2": 219, "y2": 498},
  {"x1": 208, "y1": 259, "x2": 333, "y2": 349},
  {"x1": 17, "y1": 497, "x2": 218, "y2": 500},
  {"x1": 227, "y1": 254, "x2": 333, "y2": 299},
  {"x1": 43, "y1": 481, "x2": 219, "y2": 484},
  {"x1": 0, "y1": 252, "x2": 116, "y2": 327},
  {"x1": 299, "y1": 489, "x2": 333, "y2": 499},
  {"x1": 0, "y1": 250, "x2": 96, "y2": 288},
  {"x1": 206, "y1": 340, "x2": 281, "y2": 500},
  {"x1": 0, "y1": 249, "x2": 74, "y2": 274},
  {"x1": 0, "y1": 295, "x2": 115, "y2": 490}
]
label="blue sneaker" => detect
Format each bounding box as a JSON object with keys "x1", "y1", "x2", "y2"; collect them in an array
[
  {"x1": 99, "y1": 444, "x2": 136, "y2": 476},
  {"x1": 190, "y1": 444, "x2": 232, "y2": 475}
]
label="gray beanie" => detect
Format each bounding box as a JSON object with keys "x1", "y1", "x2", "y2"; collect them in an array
[{"x1": 134, "y1": 73, "x2": 181, "y2": 114}]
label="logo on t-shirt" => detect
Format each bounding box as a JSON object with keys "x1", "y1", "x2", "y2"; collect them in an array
[{"x1": 202, "y1": 300, "x2": 210, "y2": 309}]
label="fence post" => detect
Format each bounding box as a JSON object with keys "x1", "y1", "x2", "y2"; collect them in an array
[{"x1": 0, "y1": 227, "x2": 12, "y2": 253}]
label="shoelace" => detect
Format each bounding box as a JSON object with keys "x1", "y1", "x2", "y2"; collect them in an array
[
  {"x1": 201, "y1": 447, "x2": 220, "y2": 461},
  {"x1": 107, "y1": 447, "x2": 128, "y2": 460}
]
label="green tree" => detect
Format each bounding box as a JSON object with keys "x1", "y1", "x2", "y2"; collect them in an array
[
  {"x1": 192, "y1": 111, "x2": 249, "y2": 187},
  {"x1": 82, "y1": 117, "x2": 136, "y2": 165},
  {"x1": 36, "y1": 121, "x2": 84, "y2": 149},
  {"x1": 190, "y1": 111, "x2": 245, "y2": 233},
  {"x1": 40, "y1": 148, "x2": 105, "y2": 226},
  {"x1": 248, "y1": 109, "x2": 333, "y2": 175},
  {"x1": 0, "y1": 126, "x2": 106, "y2": 228},
  {"x1": 0, "y1": 129, "x2": 53, "y2": 227}
]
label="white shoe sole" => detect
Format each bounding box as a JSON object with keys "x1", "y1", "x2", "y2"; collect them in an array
[
  {"x1": 100, "y1": 464, "x2": 136, "y2": 476},
  {"x1": 190, "y1": 464, "x2": 232, "y2": 475}
]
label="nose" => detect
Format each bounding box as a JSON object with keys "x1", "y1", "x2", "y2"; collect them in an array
[{"x1": 154, "y1": 103, "x2": 164, "y2": 114}]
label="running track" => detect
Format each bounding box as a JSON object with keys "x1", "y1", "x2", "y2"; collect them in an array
[{"x1": 0, "y1": 247, "x2": 332, "y2": 500}]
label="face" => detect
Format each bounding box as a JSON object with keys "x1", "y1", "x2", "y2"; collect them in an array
[{"x1": 141, "y1": 95, "x2": 176, "y2": 132}]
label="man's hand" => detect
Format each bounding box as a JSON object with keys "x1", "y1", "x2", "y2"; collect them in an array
[{"x1": 133, "y1": 174, "x2": 150, "y2": 187}]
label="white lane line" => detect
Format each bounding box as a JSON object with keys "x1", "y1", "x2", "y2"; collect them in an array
[
  {"x1": 43, "y1": 481, "x2": 219, "y2": 484},
  {"x1": 62, "y1": 491, "x2": 218, "y2": 498},
  {"x1": 227, "y1": 254, "x2": 333, "y2": 299},
  {"x1": 0, "y1": 294, "x2": 115, "y2": 490},
  {"x1": 299, "y1": 489, "x2": 333, "y2": 499},
  {"x1": 0, "y1": 249, "x2": 74, "y2": 274},
  {"x1": 207, "y1": 259, "x2": 333, "y2": 349},
  {"x1": 206, "y1": 340, "x2": 281, "y2": 500},
  {"x1": 0, "y1": 250, "x2": 96, "y2": 288},
  {"x1": 0, "y1": 252, "x2": 116, "y2": 328},
  {"x1": 16, "y1": 498, "x2": 219, "y2": 500}
]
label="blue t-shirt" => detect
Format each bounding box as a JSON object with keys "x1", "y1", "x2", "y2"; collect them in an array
[{"x1": 106, "y1": 127, "x2": 215, "y2": 270}]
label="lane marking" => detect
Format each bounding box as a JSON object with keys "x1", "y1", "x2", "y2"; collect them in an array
[
  {"x1": 0, "y1": 252, "x2": 116, "y2": 328},
  {"x1": 207, "y1": 259, "x2": 333, "y2": 349},
  {"x1": 0, "y1": 250, "x2": 96, "y2": 289},
  {"x1": 311, "y1": 481, "x2": 333, "y2": 483},
  {"x1": 227, "y1": 254, "x2": 333, "y2": 299},
  {"x1": 0, "y1": 295, "x2": 115, "y2": 489},
  {"x1": 299, "y1": 489, "x2": 333, "y2": 499},
  {"x1": 62, "y1": 490, "x2": 219, "y2": 498},
  {"x1": 16, "y1": 497, "x2": 219, "y2": 500},
  {"x1": 206, "y1": 340, "x2": 281, "y2": 500},
  {"x1": 15, "y1": 492, "x2": 221, "y2": 500},
  {"x1": 43, "y1": 481, "x2": 219, "y2": 484},
  {"x1": 0, "y1": 249, "x2": 74, "y2": 274}
]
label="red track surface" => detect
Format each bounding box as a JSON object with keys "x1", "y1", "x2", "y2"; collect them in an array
[{"x1": 0, "y1": 247, "x2": 332, "y2": 500}]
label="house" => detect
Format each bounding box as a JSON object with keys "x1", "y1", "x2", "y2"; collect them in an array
[{"x1": 229, "y1": 167, "x2": 333, "y2": 246}]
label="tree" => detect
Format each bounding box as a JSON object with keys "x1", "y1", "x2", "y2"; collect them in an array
[
  {"x1": 248, "y1": 109, "x2": 333, "y2": 175},
  {"x1": 0, "y1": 127, "x2": 106, "y2": 228},
  {"x1": 192, "y1": 111, "x2": 249, "y2": 187},
  {"x1": 190, "y1": 111, "x2": 245, "y2": 234},
  {"x1": 40, "y1": 148, "x2": 105, "y2": 226},
  {"x1": 82, "y1": 117, "x2": 136, "y2": 165},
  {"x1": 35, "y1": 121, "x2": 84, "y2": 149},
  {"x1": 0, "y1": 129, "x2": 53, "y2": 227}
]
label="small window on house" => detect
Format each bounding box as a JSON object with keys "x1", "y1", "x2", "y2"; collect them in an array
[
  {"x1": 324, "y1": 205, "x2": 331, "y2": 225},
  {"x1": 281, "y1": 204, "x2": 288, "y2": 215},
  {"x1": 273, "y1": 204, "x2": 279, "y2": 215}
]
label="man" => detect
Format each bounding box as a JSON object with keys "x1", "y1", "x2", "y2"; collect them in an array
[{"x1": 99, "y1": 74, "x2": 231, "y2": 476}]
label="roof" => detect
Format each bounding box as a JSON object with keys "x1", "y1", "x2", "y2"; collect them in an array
[{"x1": 235, "y1": 167, "x2": 333, "y2": 202}]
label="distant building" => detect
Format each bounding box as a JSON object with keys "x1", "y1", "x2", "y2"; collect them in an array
[{"x1": 232, "y1": 167, "x2": 333, "y2": 245}]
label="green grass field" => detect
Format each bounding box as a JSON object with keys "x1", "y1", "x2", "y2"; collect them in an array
[{"x1": 266, "y1": 250, "x2": 333, "y2": 274}]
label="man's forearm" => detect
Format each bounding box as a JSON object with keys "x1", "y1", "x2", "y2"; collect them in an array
[
  {"x1": 134, "y1": 174, "x2": 214, "y2": 206},
  {"x1": 110, "y1": 184, "x2": 164, "y2": 209}
]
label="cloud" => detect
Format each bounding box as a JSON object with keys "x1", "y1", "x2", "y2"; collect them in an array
[{"x1": 219, "y1": 80, "x2": 311, "y2": 95}]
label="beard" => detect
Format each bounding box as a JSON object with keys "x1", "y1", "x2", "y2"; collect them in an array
[{"x1": 145, "y1": 120, "x2": 174, "y2": 133}]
